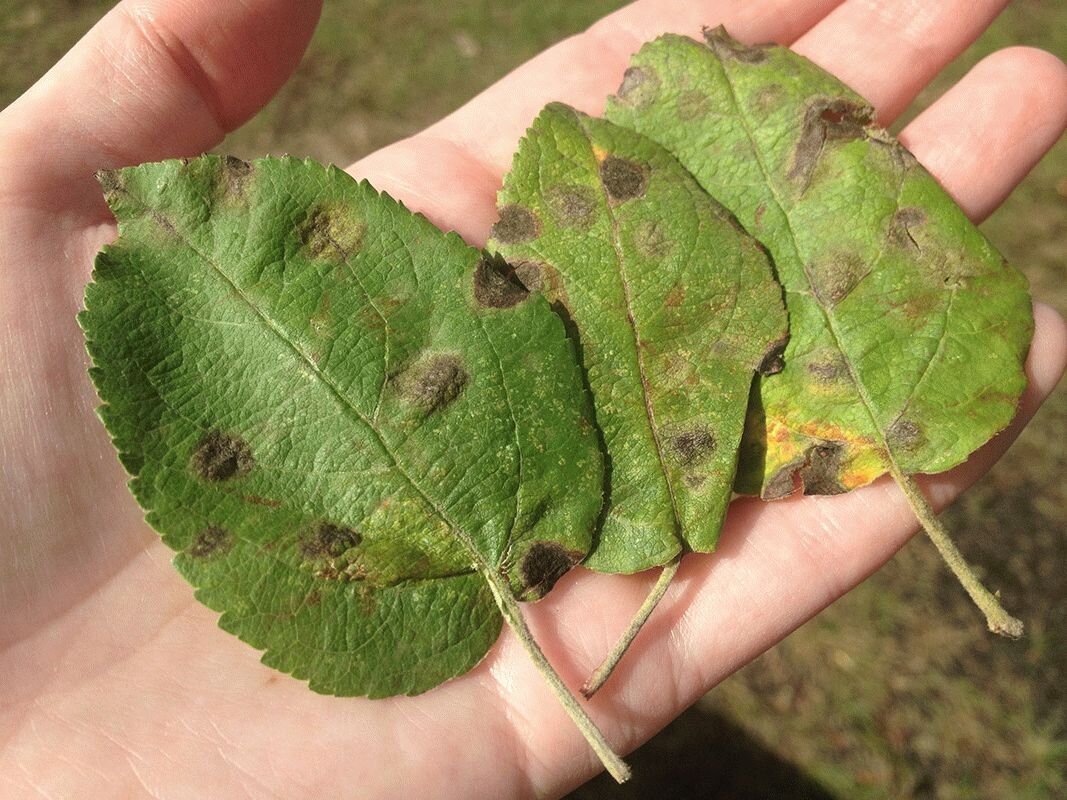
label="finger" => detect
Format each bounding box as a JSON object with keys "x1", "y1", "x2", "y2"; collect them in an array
[
  {"x1": 899, "y1": 47, "x2": 1067, "y2": 222},
  {"x1": 0, "y1": 0, "x2": 322, "y2": 214},
  {"x1": 425, "y1": 0, "x2": 845, "y2": 171},
  {"x1": 792, "y1": 0, "x2": 1010, "y2": 123},
  {"x1": 504, "y1": 303, "x2": 1066, "y2": 796},
  {"x1": 352, "y1": 0, "x2": 847, "y2": 242}
]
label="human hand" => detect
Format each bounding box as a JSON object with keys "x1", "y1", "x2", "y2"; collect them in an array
[{"x1": 2, "y1": 1, "x2": 1065, "y2": 798}]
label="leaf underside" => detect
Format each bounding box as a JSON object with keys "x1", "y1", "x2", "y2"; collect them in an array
[
  {"x1": 82, "y1": 156, "x2": 604, "y2": 697},
  {"x1": 607, "y1": 28, "x2": 1033, "y2": 498},
  {"x1": 490, "y1": 104, "x2": 787, "y2": 573}
]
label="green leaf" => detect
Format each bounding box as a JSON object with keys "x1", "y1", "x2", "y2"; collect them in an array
[
  {"x1": 82, "y1": 155, "x2": 605, "y2": 698},
  {"x1": 489, "y1": 103, "x2": 787, "y2": 573},
  {"x1": 606, "y1": 28, "x2": 1033, "y2": 499}
]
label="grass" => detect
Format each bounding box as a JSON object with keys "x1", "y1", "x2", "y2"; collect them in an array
[{"x1": 3, "y1": 2, "x2": 1064, "y2": 797}]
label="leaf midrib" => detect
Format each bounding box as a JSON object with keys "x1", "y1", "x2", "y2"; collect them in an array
[{"x1": 574, "y1": 114, "x2": 684, "y2": 542}]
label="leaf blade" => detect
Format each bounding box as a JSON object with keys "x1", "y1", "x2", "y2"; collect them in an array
[
  {"x1": 490, "y1": 104, "x2": 787, "y2": 571},
  {"x1": 83, "y1": 155, "x2": 604, "y2": 696}
]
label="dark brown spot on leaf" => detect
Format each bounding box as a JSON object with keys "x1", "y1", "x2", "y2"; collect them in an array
[
  {"x1": 473, "y1": 254, "x2": 531, "y2": 308},
  {"x1": 670, "y1": 427, "x2": 717, "y2": 467},
  {"x1": 758, "y1": 336, "x2": 789, "y2": 376},
  {"x1": 599, "y1": 156, "x2": 647, "y2": 202},
  {"x1": 547, "y1": 185, "x2": 597, "y2": 229},
  {"x1": 519, "y1": 542, "x2": 580, "y2": 600},
  {"x1": 190, "y1": 430, "x2": 253, "y2": 481},
  {"x1": 684, "y1": 473, "x2": 707, "y2": 489},
  {"x1": 763, "y1": 461, "x2": 801, "y2": 500},
  {"x1": 887, "y1": 417, "x2": 926, "y2": 453},
  {"x1": 799, "y1": 443, "x2": 847, "y2": 495},
  {"x1": 187, "y1": 526, "x2": 231, "y2": 558},
  {"x1": 491, "y1": 204, "x2": 539, "y2": 243},
  {"x1": 615, "y1": 65, "x2": 660, "y2": 108},
  {"x1": 789, "y1": 98, "x2": 874, "y2": 187},
  {"x1": 305, "y1": 589, "x2": 322, "y2": 607},
  {"x1": 807, "y1": 252, "x2": 870, "y2": 307},
  {"x1": 703, "y1": 25, "x2": 769, "y2": 63},
  {"x1": 300, "y1": 522, "x2": 362, "y2": 560},
  {"x1": 397, "y1": 354, "x2": 469, "y2": 414}
]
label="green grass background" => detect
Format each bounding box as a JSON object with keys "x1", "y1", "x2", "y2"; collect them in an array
[{"x1": 3, "y1": 2, "x2": 1063, "y2": 797}]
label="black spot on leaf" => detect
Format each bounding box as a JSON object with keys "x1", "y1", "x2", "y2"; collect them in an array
[
  {"x1": 703, "y1": 25, "x2": 770, "y2": 63},
  {"x1": 519, "y1": 542, "x2": 580, "y2": 600},
  {"x1": 670, "y1": 427, "x2": 717, "y2": 467},
  {"x1": 190, "y1": 430, "x2": 253, "y2": 481},
  {"x1": 491, "y1": 204, "x2": 540, "y2": 243},
  {"x1": 473, "y1": 254, "x2": 531, "y2": 308},
  {"x1": 187, "y1": 526, "x2": 231, "y2": 558},
  {"x1": 398, "y1": 354, "x2": 469, "y2": 414},
  {"x1": 600, "y1": 156, "x2": 648, "y2": 202},
  {"x1": 300, "y1": 522, "x2": 362, "y2": 560}
]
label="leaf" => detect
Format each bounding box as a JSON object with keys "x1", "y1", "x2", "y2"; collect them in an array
[
  {"x1": 606, "y1": 28, "x2": 1033, "y2": 500},
  {"x1": 489, "y1": 103, "x2": 787, "y2": 574},
  {"x1": 82, "y1": 155, "x2": 606, "y2": 698},
  {"x1": 606, "y1": 28, "x2": 1032, "y2": 636}
]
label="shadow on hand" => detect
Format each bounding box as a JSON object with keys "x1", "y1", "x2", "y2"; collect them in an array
[{"x1": 568, "y1": 702, "x2": 838, "y2": 800}]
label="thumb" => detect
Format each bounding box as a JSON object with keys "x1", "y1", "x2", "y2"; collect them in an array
[{"x1": 0, "y1": 0, "x2": 321, "y2": 216}]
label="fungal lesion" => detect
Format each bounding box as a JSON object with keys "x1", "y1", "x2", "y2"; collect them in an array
[
  {"x1": 789, "y1": 97, "x2": 875, "y2": 189},
  {"x1": 297, "y1": 204, "x2": 366, "y2": 260},
  {"x1": 703, "y1": 25, "x2": 771, "y2": 64},
  {"x1": 669, "y1": 427, "x2": 717, "y2": 467},
  {"x1": 395, "y1": 353, "x2": 470, "y2": 415},
  {"x1": 473, "y1": 253, "x2": 531, "y2": 309},
  {"x1": 491, "y1": 204, "x2": 540, "y2": 244},
  {"x1": 186, "y1": 525, "x2": 232, "y2": 558},
  {"x1": 190, "y1": 429, "x2": 254, "y2": 482},
  {"x1": 517, "y1": 541, "x2": 583, "y2": 601},
  {"x1": 299, "y1": 521, "x2": 366, "y2": 582},
  {"x1": 599, "y1": 155, "x2": 648, "y2": 202}
]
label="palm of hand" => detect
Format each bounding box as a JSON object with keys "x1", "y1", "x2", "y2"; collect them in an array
[{"x1": 1, "y1": 1, "x2": 1065, "y2": 798}]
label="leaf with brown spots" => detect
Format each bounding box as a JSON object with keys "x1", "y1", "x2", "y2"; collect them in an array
[
  {"x1": 607, "y1": 28, "x2": 1032, "y2": 637},
  {"x1": 81, "y1": 156, "x2": 614, "y2": 713},
  {"x1": 490, "y1": 103, "x2": 787, "y2": 574}
]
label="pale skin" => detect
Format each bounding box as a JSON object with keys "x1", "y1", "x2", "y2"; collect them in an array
[{"x1": 1, "y1": 0, "x2": 1065, "y2": 797}]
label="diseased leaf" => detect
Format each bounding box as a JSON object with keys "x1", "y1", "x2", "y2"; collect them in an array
[
  {"x1": 82, "y1": 155, "x2": 605, "y2": 698},
  {"x1": 606, "y1": 28, "x2": 1033, "y2": 500},
  {"x1": 489, "y1": 103, "x2": 787, "y2": 574},
  {"x1": 606, "y1": 28, "x2": 1032, "y2": 638}
]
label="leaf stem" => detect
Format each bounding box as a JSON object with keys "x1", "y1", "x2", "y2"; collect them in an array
[
  {"x1": 481, "y1": 566, "x2": 631, "y2": 784},
  {"x1": 889, "y1": 466, "x2": 1023, "y2": 638},
  {"x1": 581, "y1": 555, "x2": 682, "y2": 699}
]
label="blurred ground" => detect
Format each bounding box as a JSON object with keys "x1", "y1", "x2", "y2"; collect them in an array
[{"x1": 3, "y1": 2, "x2": 1064, "y2": 798}]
